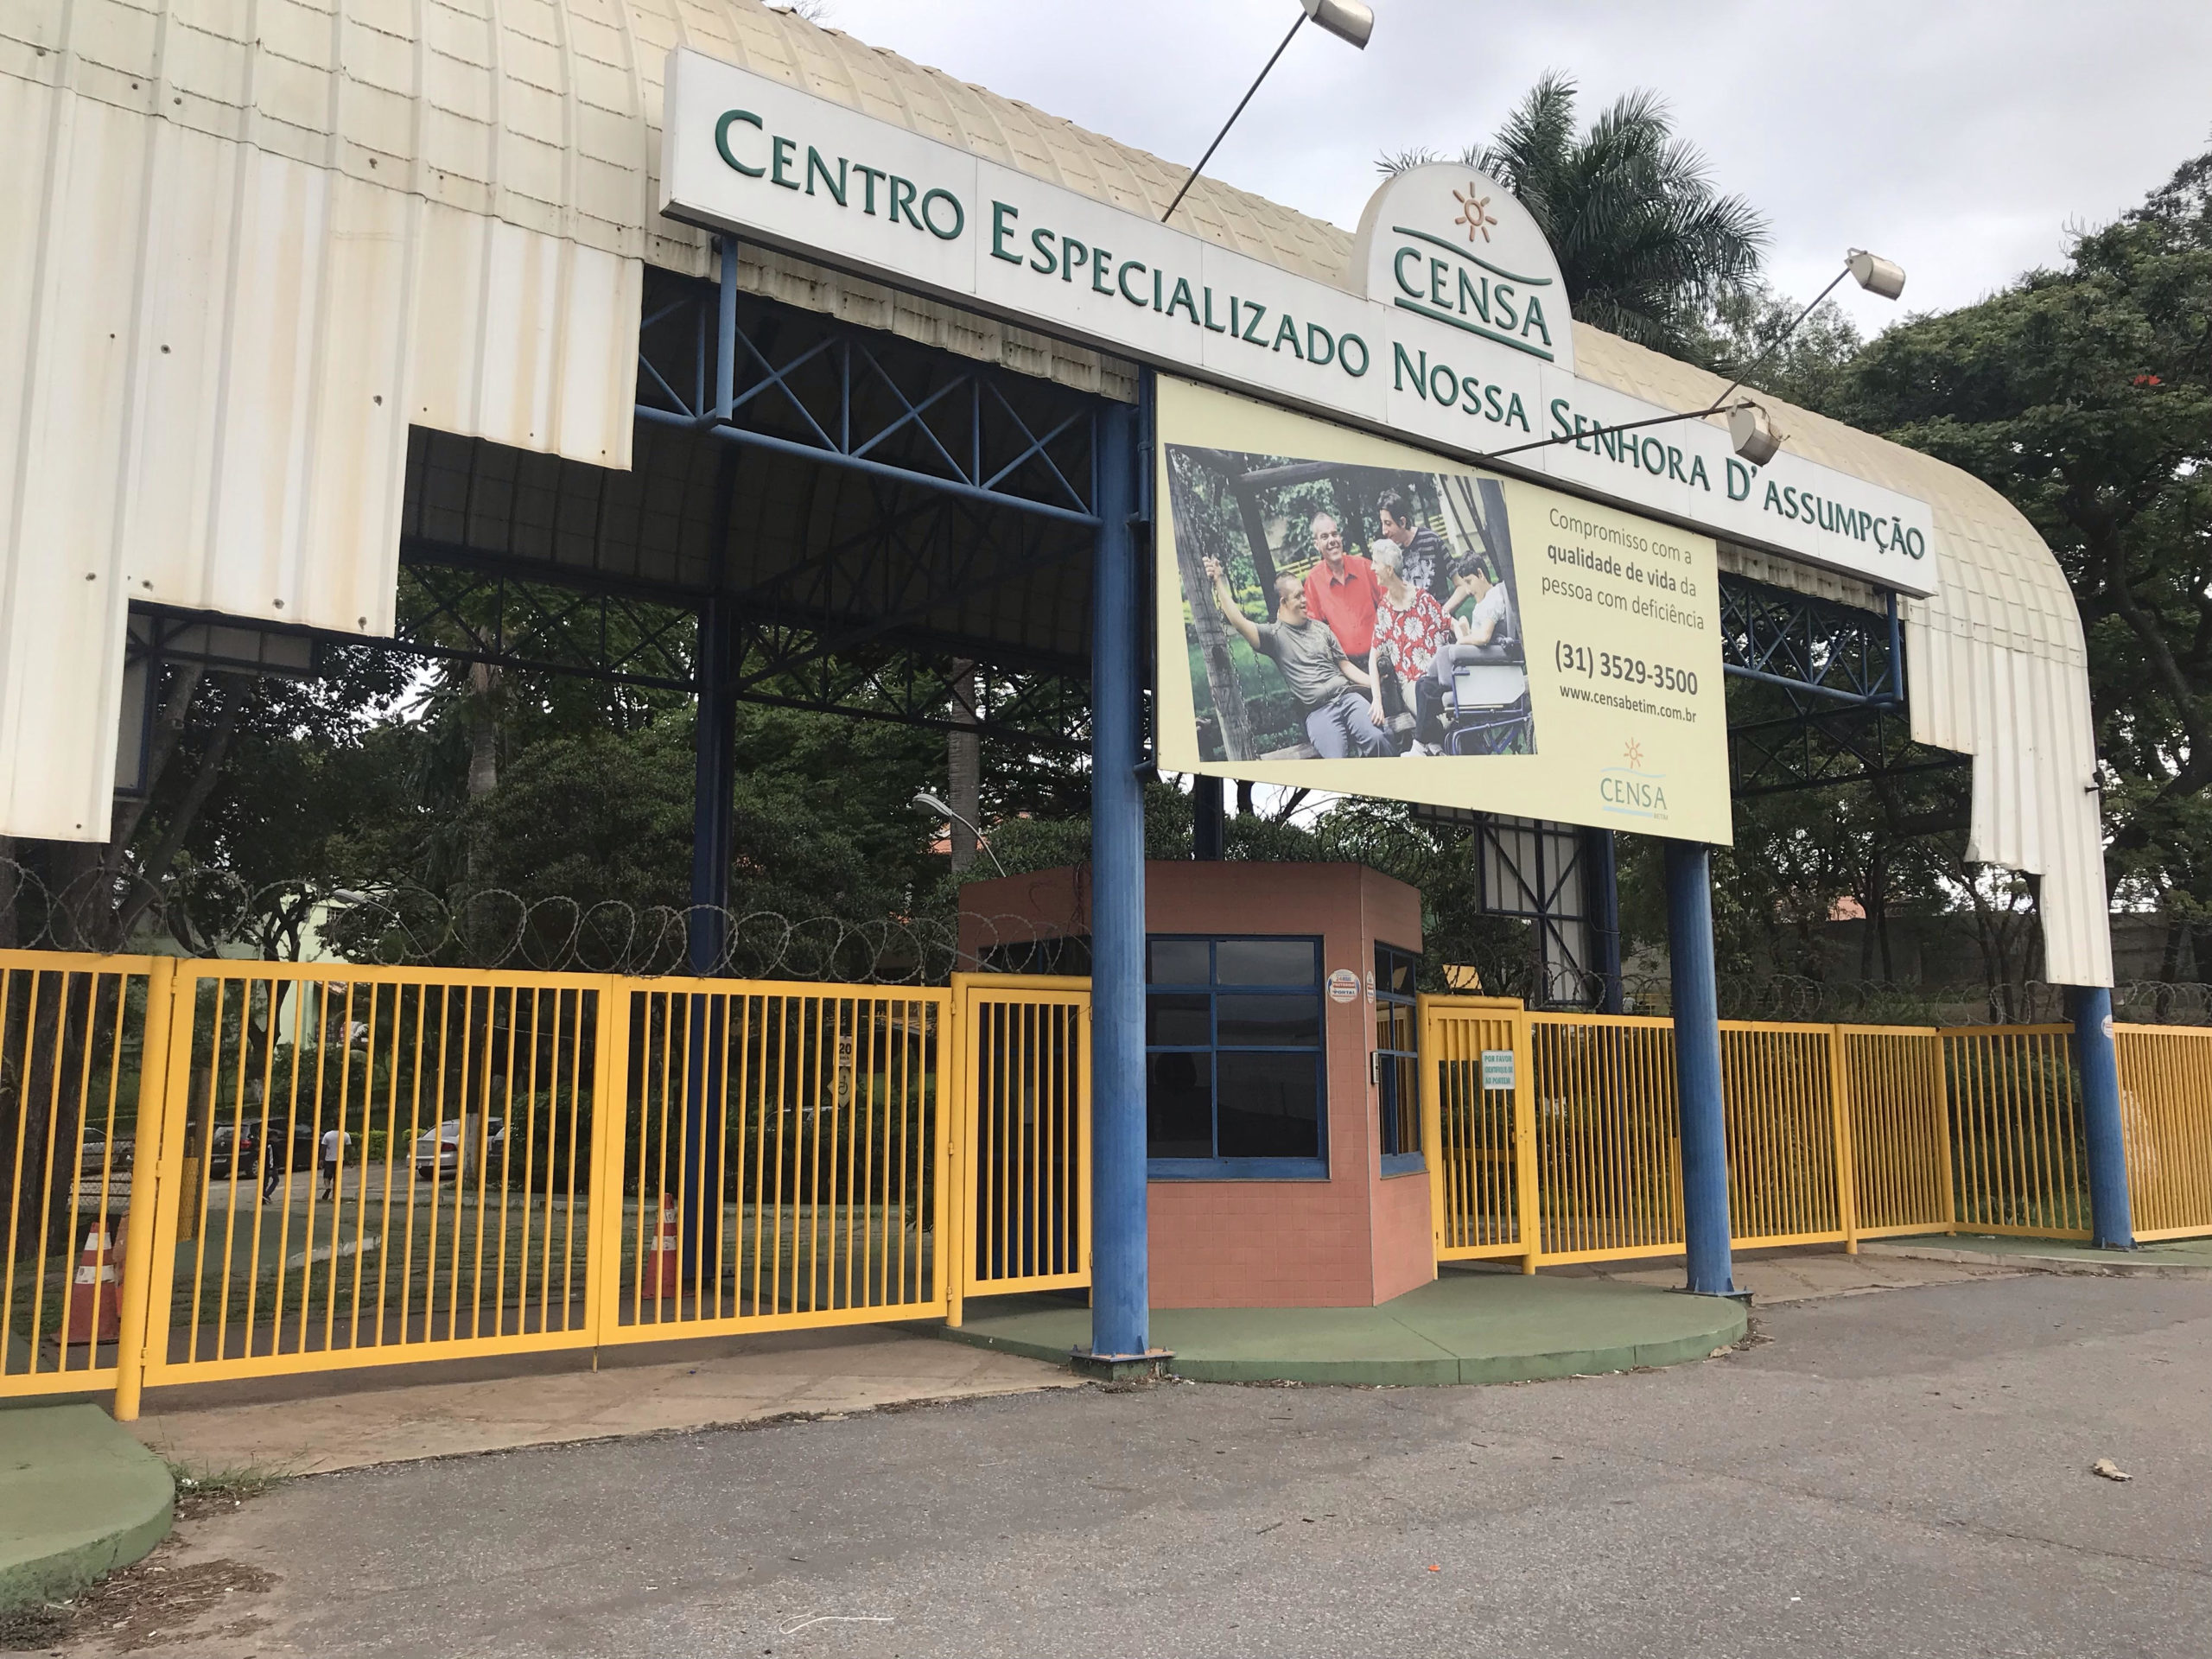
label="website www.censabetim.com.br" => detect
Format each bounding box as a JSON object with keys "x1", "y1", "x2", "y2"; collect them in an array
[{"x1": 1559, "y1": 683, "x2": 1700, "y2": 721}]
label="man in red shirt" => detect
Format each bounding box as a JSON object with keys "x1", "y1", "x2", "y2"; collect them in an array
[{"x1": 1299, "y1": 512, "x2": 1383, "y2": 666}]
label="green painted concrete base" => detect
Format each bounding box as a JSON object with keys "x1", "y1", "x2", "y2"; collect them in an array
[
  {"x1": 0, "y1": 1405, "x2": 174, "y2": 1611},
  {"x1": 944, "y1": 1268, "x2": 1748, "y2": 1387},
  {"x1": 1865, "y1": 1234, "x2": 2212, "y2": 1278}
]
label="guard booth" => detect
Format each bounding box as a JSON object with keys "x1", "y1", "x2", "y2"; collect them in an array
[
  {"x1": 0, "y1": 1, "x2": 2138, "y2": 1384},
  {"x1": 962, "y1": 862, "x2": 1431, "y2": 1307}
]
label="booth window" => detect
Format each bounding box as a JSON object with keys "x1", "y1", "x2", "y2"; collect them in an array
[
  {"x1": 1145, "y1": 936, "x2": 1326, "y2": 1179},
  {"x1": 1375, "y1": 944, "x2": 1422, "y2": 1176}
]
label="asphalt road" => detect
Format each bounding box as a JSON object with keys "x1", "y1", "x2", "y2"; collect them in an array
[{"x1": 96, "y1": 1273, "x2": 2212, "y2": 1657}]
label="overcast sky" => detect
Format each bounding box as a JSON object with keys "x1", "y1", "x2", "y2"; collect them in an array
[{"x1": 816, "y1": 0, "x2": 2212, "y2": 335}]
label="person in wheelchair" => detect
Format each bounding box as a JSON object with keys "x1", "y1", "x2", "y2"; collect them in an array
[{"x1": 1413, "y1": 563, "x2": 1534, "y2": 755}]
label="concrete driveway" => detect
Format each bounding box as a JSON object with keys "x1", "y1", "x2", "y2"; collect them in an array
[{"x1": 50, "y1": 1270, "x2": 2212, "y2": 1657}]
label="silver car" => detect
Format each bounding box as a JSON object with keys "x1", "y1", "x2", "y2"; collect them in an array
[{"x1": 412, "y1": 1117, "x2": 505, "y2": 1179}]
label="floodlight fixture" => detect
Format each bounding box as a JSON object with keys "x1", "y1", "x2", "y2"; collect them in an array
[
  {"x1": 1302, "y1": 0, "x2": 1376, "y2": 48},
  {"x1": 1161, "y1": 2, "x2": 1376, "y2": 225},
  {"x1": 1728, "y1": 402, "x2": 1783, "y2": 466},
  {"x1": 1847, "y1": 248, "x2": 1907, "y2": 300}
]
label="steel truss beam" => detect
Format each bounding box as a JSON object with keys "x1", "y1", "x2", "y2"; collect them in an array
[
  {"x1": 1728, "y1": 700, "x2": 1968, "y2": 798},
  {"x1": 387, "y1": 556, "x2": 1090, "y2": 750},
  {"x1": 637, "y1": 269, "x2": 1103, "y2": 529},
  {"x1": 1718, "y1": 575, "x2": 1901, "y2": 707}
]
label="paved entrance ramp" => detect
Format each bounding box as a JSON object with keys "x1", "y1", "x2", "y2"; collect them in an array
[
  {"x1": 944, "y1": 1268, "x2": 1748, "y2": 1386},
  {"x1": 0, "y1": 1404, "x2": 173, "y2": 1610}
]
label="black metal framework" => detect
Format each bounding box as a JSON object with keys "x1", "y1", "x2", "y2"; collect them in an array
[
  {"x1": 1719, "y1": 576, "x2": 1901, "y2": 707},
  {"x1": 1716, "y1": 575, "x2": 1967, "y2": 798},
  {"x1": 633, "y1": 264, "x2": 1101, "y2": 530},
  {"x1": 389, "y1": 553, "x2": 1096, "y2": 749}
]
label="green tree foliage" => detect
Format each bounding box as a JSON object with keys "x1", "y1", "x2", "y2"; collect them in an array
[
  {"x1": 1839, "y1": 147, "x2": 2212, "y2": 964},
  {"x1": 1382, "y1": 73, "x2": 1769, "y2": 355}
]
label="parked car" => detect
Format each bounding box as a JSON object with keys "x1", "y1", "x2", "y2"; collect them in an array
[
  {"x1": 206, "y1": 1120, "x2": 317, "y2": 1179},
  {"x1": 77, "y1": 1125, "x2": 134, "y2": 1176},
  {"x1": 414, "y1": 1118, "x2": 505, "y2": 1179}
]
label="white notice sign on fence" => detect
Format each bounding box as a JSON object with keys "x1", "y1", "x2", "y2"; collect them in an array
[{"x1": 1481, "y1": 1050, "x2": 1516, "y2": 1091}]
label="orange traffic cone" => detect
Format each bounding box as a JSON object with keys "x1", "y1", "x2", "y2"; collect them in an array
[
  {"x1": 60, "y1": 1211, "x2": 125, "y2": 1345},
  {"x1": 645, "y1": 1194, "x2": 681, "y2": 1301}
]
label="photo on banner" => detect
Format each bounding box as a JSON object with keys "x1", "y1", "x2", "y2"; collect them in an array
[{"x1": 1154, "y1": 377, "x2": 1733, "y2": 844}]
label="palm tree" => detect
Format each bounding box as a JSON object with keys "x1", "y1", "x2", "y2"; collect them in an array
[{"x1": 1381, "y1": 73, "x2": 1768, "y2": 355}]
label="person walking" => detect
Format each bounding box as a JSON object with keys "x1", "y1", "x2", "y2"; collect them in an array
[
  {"x1": 318, "y1": 1126, "x2": 351, "y2": 1202},
  {"x1": 261, "y1": 1126, "x2": 287, "y2": 1204}
]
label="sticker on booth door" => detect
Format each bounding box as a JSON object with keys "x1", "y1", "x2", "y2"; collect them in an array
[
  {"x1": 1482, "y1": 1050, "x2": 1516, "y2": 1091},
  {"x1": 1328, "y1": 969, "x2": 1361, "y2": 1003}
]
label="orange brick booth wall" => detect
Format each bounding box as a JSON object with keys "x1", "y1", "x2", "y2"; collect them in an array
[{"x1": 958, "y1": 861, "x2": 1433, "y2": 1308}]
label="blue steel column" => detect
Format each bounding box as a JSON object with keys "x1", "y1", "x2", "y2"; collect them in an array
[
  {"x1": 1585, "y1": 827, "x2": 1623, "y2": 1014},
  {"x1": 1664, "y1": 842, "x2": 1735, "y2": 1294},
  {"x1": 2068, "y1": 985, "x2": 2135, "y2": 1249},
  {"x1": 680, "y1": 234, "x2": 743, "y2": 1287},
  {"x1": 1090, "y1": 397, "x2": 1149, "y2": 1359}
]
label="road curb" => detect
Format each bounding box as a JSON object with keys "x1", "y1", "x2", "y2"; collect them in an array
[
  {"x1": 1859, "y1": 1242, "x2": 2212, "y2": 1280},
  {"x1": 939, "y1": 1297, "x2": 1748, "y2": 1388},
  {"x1": 0, "y1": 1404, "x2": 175, "y2": 1611}
]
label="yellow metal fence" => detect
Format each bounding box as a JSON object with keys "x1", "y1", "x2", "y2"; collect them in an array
[
  {"x1": 1423, "y1": 1000, "x2": 2212, "y2": 1273},
  {"x1": 10, "y1": 948, "x2": 2212, "y2": 1418},
  {"x1": 948, "y1": 976, "x2": 1090, "y2": 1322},
  {"x1": 2113, "y1": 1027, "x2": 2212, "y2": 1242}
]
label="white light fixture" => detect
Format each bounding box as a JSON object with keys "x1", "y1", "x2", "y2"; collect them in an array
[
  {"x1": 1301, "y1": 0, "x2": 1376, "y2": 48},
  {"x1": 1728, "y1": 403, "x2": 1783, "y2": 466},
  {"x1": 1847, "y1": 248, "x2": 1907, "y2": 301}
]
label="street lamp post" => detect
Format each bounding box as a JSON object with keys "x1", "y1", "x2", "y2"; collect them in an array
[
  {"x1": 913, "y1": 790, "x2": 1008, "y2": 880},
  {"x1": 1160, "y1": 0, "x2": 1376, "y2": 226}
]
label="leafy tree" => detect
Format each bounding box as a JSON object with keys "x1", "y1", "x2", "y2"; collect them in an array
[
  {"x1": 1382, "y1": 73, "x2": 1768, "y2": 354},
  {"x1": 1839, "y1": 146, "x2": 2212, "y2": 969}
]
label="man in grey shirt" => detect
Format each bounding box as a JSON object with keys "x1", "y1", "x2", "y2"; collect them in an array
[{"x1": 1205, "y1": 556, "x2": 1394, "y2": 759}]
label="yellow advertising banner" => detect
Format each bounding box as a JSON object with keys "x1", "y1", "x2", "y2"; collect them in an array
[{"x1": 1155, "y1": 376, "x2": 1732, "y2": 843}]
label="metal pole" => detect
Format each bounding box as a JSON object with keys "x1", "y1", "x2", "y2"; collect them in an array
[
  {"x1": 1090, "y1": 398, "x2": 1149, "y2": 1361},
  {"x1": 1664, "y1": 842, "x2": 1735, "y2": 1295},
  {"x1": 1586, "y1": 827, "x2": 1623, "y2": 1014},
  {"x1": 1192, "y1": 775, "x2": 1225, "y2": 861},
  {"x1": 2068, "y1": 985, "x2": 2135, "y2": 1249},
  {"x1": 678, "y1": 232, "x2": 744, "y2": 1288}
]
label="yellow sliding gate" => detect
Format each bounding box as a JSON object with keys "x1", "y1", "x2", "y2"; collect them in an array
[
  {"x1": 8, "y1": 951, "x2": 2212, "y2": 1417},
  {"x1": 1424, "y1": 998, "x2": 2209, "y2": 1271}
]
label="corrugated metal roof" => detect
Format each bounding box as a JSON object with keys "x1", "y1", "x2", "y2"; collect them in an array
[{"x1": 0, "y1": 0, "x2": 2113, "y2": 982}]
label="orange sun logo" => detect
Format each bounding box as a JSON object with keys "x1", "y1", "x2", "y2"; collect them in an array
[
  {"x1": 1623, "y1": 739, "x2": 1645, "y2": 769},
  {"x1": 1452, "y1": 185, "x2": 1497, "y2": 244}
]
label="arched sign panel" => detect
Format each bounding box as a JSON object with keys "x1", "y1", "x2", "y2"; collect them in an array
[
  {"x1": 1153, "y1": 377, "x2": 1732, "y2": 844},
  {"x1": 660, "y1": 48, "x2": 1938, "y2": 599}
]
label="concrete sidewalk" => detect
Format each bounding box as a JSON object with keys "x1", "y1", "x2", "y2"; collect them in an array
[
  {"x1": 126, "y1": 1324, "x2": 1076, "y2": 1478},
  {"x1": 0, "y1": 1404, "x2": 172, "y2": 1610},
  {"x1": 946, "y1": 1268, "x2": 1749, "y2": 1385},
  {"x1": 1864, "y1": 1233, "x2": 2212, "y2": 1277}
]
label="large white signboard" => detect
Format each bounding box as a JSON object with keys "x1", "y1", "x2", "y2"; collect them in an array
[{"x1": 660, "y1": 48, "x2": 1939, "y2": 598}]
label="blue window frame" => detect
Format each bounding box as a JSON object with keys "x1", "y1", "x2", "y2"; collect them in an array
[
  {"x1": 1146, "y1": 935, "x2": 1327, "y2": 1179},
  {"x1": 1375, "y1": 943, "x2": 1423, "y2": 1177}
]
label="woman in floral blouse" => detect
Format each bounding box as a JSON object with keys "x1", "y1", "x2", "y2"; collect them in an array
[{"x1": 1370, "y1": 543, "x2": 1456, "y2": 753}]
